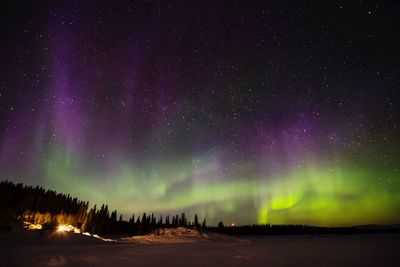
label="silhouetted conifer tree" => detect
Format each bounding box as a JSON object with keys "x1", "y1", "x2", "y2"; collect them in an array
[
  {"x1": 194, "y1": 214, "x2": 199, "y2": 229},
  {"x1": 179, "y1": 213, "x2": 187, "y2": 226},
  {"x1": 202, "y1": 218, "x2": 207, "y2": 228},
  {"x1": 142, "y1": 213, "x2": 147, "y2": 226}
]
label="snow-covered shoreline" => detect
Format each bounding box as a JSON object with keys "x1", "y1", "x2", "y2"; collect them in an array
[{"x1": 1, "y1": 227, "x2": 399, "y2": 267}]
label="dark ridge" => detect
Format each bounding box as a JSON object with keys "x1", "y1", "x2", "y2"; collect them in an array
[{"x1": 207, "y1": 224, "x2": 400, "y2": 235}]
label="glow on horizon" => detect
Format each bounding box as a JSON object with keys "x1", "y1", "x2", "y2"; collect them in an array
[
  {"x1": 1, "y1": 0, "x2": 400, "y2": 230},
  {"x1": 40, "y1": 145, "x2": 400, "y2": 227}
]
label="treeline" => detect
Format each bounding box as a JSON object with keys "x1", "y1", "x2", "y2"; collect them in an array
[
  {"x1": 0, "y1": 180, "x2": 88, "y2": 228},
  {"x1": 0, "y1": 180, "x2": 206, "y2": 235},
  {"x1": 209, "y1": 224, "x2": 321, "y2": 235},
  {"x1": 208, "y1": 223, "x2": 400, "y2": 235},
  {"x1": 83, "y1": 207, "x2": 207, "y2": 235}
]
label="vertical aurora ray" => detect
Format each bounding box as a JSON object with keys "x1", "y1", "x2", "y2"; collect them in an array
[
  {"x1": 1, "y1": 1, "x2": 400, "y2": 226},
  {"x1": 257, "y1": 163, "x2": 400, "y2": 226},
  {"x1": 42, "y1": 141, "x2": 400, "y2": 226}
]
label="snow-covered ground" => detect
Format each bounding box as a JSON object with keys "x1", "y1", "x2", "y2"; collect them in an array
[{"x1": 1, "y1": 227, "x2": 399, "y2": 266}]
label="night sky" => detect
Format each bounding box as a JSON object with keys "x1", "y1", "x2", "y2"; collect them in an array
[{"x1": 1, "y1": 1, "x2": 399, "y2": 226}]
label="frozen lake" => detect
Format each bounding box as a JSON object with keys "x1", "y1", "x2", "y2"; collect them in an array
[{"x1": 1, "y1": 231, "x2": 399, "y2": 266}]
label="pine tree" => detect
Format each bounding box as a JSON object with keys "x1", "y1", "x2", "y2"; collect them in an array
[
  {"x1": 142, "y1": 213, "x2": 147, "y2": 223},
  {"x1": 201, "y1": 218, "x2": 207, "y2": 228},
  {"x1": 179, "y1": 213, "x2": 187, "y2": 226},
  {"x1": 194, "y1": 214, "x2": 199, "y2": 229}
]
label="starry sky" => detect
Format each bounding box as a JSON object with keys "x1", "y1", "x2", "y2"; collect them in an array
[{"x1": 1, "y1": 1, "x2": 399, "y2": 226}]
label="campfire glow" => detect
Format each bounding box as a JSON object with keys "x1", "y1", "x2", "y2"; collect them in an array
[
  {"x1": 24, "y1": 222, "x2": 42, "y2": 230},
  {"x1": 23, "y1": 221, "x2": 113, "y2": 241},
  {"x1": 57, "y1": 224, "x2": 81, "y2": 233}
]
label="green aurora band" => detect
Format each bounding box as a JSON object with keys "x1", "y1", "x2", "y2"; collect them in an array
[{"x1": 43, "y1": 145, "x2": 400, "y2": 226}]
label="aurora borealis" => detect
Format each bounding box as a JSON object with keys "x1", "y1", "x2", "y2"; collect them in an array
[{"x1": 0, "y1": 1, "x2": 399, "y2": 226}]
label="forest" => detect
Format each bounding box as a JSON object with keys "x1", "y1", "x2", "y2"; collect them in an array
[
  {"x1": 0, "y1": 180, "x2": 205, "y2": 235},
  {"x1": 2, "y1": 180, "x2": 399, "y2": 236}
]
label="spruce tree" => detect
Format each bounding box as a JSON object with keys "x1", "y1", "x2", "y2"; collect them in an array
[{"x1": 194, "y1": 214, "x2": 199, "y2": 229}]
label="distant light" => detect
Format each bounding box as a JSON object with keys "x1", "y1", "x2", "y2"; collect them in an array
[{"x1": 230, "y1": 223, "x2": 235, "y2": 227}]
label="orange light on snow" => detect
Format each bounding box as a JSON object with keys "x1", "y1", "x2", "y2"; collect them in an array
[
  {"x1": 24, "y1": 222, "x2": 43, "y2": 230},
  {"x1": 57, "y1": 225, "x2": 74, "y2": 232}
]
